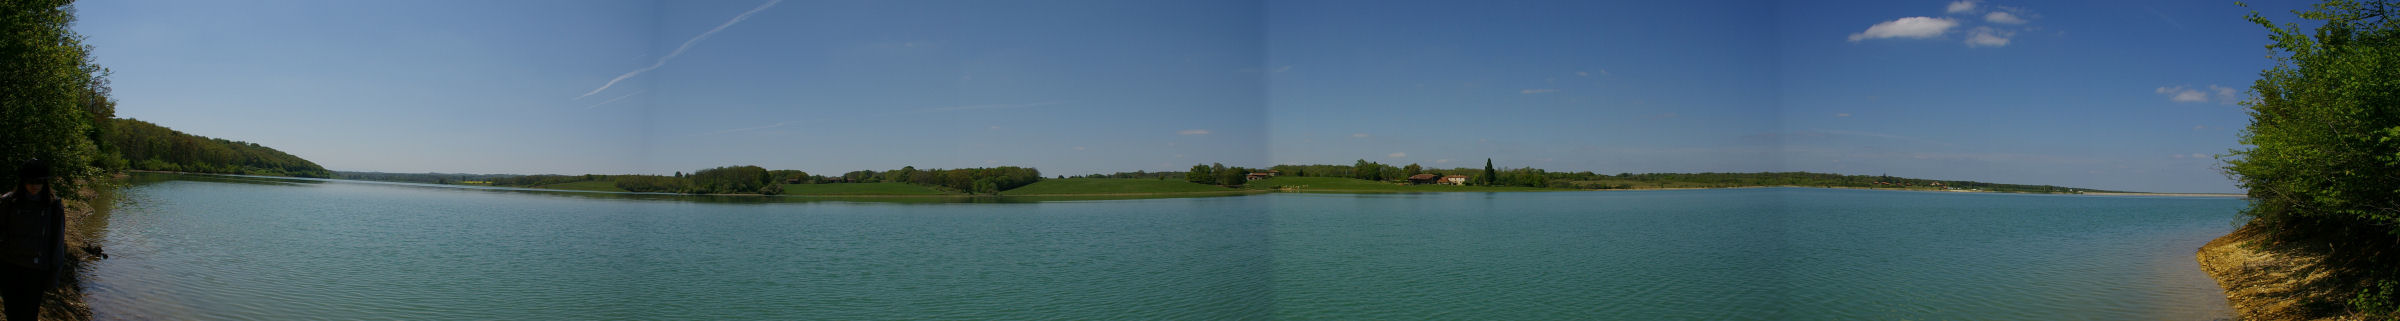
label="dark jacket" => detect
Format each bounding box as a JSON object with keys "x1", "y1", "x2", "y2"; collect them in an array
[{"x1": 0, "y1": 190, "x2": 65, "y2": 272}]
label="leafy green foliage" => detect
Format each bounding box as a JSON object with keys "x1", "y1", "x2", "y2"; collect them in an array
[
  {"x1": 104, "y1": 118, "x2": 330, "y2": 177},
  {"x1": 687, "y1": 165, "x2": 774, "y2": 195},
  {"x1": 2229, "y1": 1, "x2": 2400, "y2": 315},
  {"x1": 2356, "y1": 278, "x2": 2400, "y2": 316},
  {"x1": 1482, "y1": 159, "x2": 1498, "y2": 186},
  {"x1": 612, "y1": 175, "x2": 689, "y2": 193},
  {"x1": 2231, "y1": 0, "x2": 2400, "y2": 234},
  {"x1": 0, "y1": 0, "x2": 108, "y2": 193},
  {"x1": 1187, "y1": 163, "x2": 1214, "y2": 184},
  {"x1": 914, "y1": 166, "x2": 1043, "y2": 194}
]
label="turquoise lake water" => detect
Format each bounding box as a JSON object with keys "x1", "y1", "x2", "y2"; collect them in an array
[{"x1": 82, "y1": 174, "x2": 2246, "y2": 320}]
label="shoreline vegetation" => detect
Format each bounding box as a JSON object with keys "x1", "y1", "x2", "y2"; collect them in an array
[
  {"x1": 2197, "y1": 1, "x2": 2400, "y2": 319},
  {"x1": 306, "y1": 159, "x2": 2177, "y2": 201},
  {"x1": 141, "y1": 170, "x2": 2250, "y2": 203}
]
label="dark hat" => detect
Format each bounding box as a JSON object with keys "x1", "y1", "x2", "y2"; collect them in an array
[{"x1": 17, "y1": 159, "x2": 54, "y2": 180}]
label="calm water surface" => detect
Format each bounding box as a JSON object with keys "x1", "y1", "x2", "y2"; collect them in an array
[{"x1": 84, "y1": 174, "x2": 2243, "y2": 320}]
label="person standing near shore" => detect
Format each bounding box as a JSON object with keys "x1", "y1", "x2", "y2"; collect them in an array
[{"x1": 0, "y1": 159, "x2": 65, "y2": 321}]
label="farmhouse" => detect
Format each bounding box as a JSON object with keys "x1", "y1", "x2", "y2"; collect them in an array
[
  {"x1": 1406, "y1": 174, "x2": 1440, "y2": 185},
  {"x1": 1440, "y1": 175, "x2": 1470, "y2": 185},
  {"x1": 1243, "y1": 170, "x2": 1283, "y2": 182}
]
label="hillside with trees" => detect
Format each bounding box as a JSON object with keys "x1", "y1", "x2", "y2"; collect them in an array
[{"x1": 102, "y1": 118, "x2": 331, "y2": 178}]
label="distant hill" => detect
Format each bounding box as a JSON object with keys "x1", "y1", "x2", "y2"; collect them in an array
[
  {"x1": 332, "y1": 171, "x2": 521, "y2": 184},
  {"x1": 102, "y1": 118, "x2": 331, "y2": 178}
]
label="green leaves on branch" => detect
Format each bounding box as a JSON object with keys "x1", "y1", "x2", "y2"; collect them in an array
[
  {"x1": 2229, "y1": 0, "x2": 2400, "y2": 234},
  {"x1": 1, "y1": 0, "x2": 110, "y2": 194}
]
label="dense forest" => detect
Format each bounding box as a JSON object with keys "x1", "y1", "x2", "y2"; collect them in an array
[{"x1": 102, "y1": 118, "x2": 331, "y2": 177}]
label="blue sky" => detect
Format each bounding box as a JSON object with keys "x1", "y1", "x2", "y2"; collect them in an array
[{"x1": 73, "y1": 0, "x2": 2304, "y2": 193}]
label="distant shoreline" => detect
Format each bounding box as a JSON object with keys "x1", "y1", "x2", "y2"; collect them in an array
[
  {"x1": 2078, "y1": 192, "x2": 2247, "y2": 198},
  {"x1": 131, "y1": 171, "x2": 2246, "y2": 202}
]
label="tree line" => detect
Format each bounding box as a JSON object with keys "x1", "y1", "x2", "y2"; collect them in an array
[
  {"x1": 1168, "y1": 159, "x2": 2116, "y2": 192},
  {"x1": 824, "y1": 166, "x2": 1044, "y2": 194},
  {"x1": 467, "y1": 165, "x2": 1044, "y2": 195},
  {"x1": 1246, "y1": 159, "x2": 1555, "y2": 187}
]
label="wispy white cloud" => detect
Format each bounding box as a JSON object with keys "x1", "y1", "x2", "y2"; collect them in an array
[
  {"x1": 1985, "y1": 11, "x2": 2027, "y2": 24},
  {"x1": 2158, "y1": 86, "x2": 2208, "y2": 103},
  {"x1": 1849, "y1": 17, "x2": 1959, "y2": 42},
  {"x1": 577, "y1": 0, "x2": 782, "y2": 99},
  {"x1": 1178, "y1": 129, "x2": 1212, "y2": 135},
  {"x1": 1521, "y1": 89, "x2": 1558, "y2": 94},
  {"x1": 1272, "y1": 65, "x2": 1292, "y2": 73},
  {"x1": 1965, "y1": 27, "x2": 2014, "y2": 47},
  {"x1": 2157, "y1": 85, "x2": 2237, "y2": 103},
  {"x1": 1947, "y1": 0, "x2": 1978, "y2": 14},
  {"x1": 1388, "y1": 152, "x2": 1407, "y2": 158}
]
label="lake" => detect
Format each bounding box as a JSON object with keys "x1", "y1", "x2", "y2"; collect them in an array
[{"x1": 81, "y1": 174, "x2": 2245, "y2": 320}]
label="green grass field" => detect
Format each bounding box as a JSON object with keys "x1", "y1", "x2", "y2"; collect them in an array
[
  {"x1": 533, "y1": 180, "x2": 629, "y2": 192},
  {"x1": 1243, "y1": 176, "x2": 1567, "y2": 192},
  {"x1": 1002, "y1": 178, "x2": 1240, "y2": 195},
  {"x1": 779, "y1": 182, "x2": 953, "y2": 195}
]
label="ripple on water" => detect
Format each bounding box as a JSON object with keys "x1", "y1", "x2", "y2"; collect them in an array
[{"x1": 87, "y1": 180, "x2": 2235, "y2": 320}]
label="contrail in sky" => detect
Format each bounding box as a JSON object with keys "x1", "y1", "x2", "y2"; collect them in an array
[
  {"x1": 577, "y1": 0, "x2": 782, "y2": 99},
  {"x1": 585, "y1": 90, "x2": 644, "y2": 109}
]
